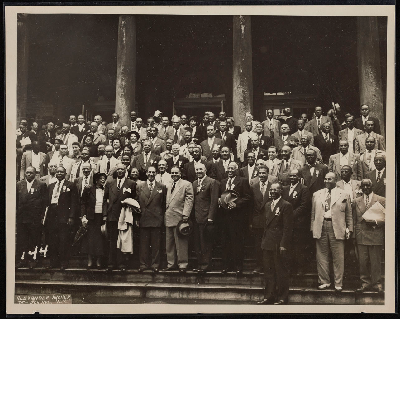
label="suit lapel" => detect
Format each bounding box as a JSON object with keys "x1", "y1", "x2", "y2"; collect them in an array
[
  {"x1": 331, "y1": 188, "x2": 340, "y2": 206},
  {"x1": 142, "y1": 181, "x2": 151, "y2": 200},
  {"x1": 262, "y1": 182, "x2": 271, "y2": 208},
  {"x1": 146, "y1": 182, "x2": 158, "y2": 206},
  {"x1": 309, "y1": 166, "x2": 318, "y2": 186},
  {"x1": 169, "y1": 179, "x2": 182, "y2": 203},
  {"x1": 265, "y1": 198, "x2": 282, "y2": 226}
]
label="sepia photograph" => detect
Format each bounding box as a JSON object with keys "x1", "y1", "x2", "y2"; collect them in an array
[{"x1": 6, "y1": 4, "x2": 396, "y2": 314}]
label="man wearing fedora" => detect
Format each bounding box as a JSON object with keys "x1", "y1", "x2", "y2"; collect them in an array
[
  {"x1": 164, "y1": 166, "x2": 194, "y2": 272},
  {"x1": 218, "y1": 161, "x2": 251, "y2": 274},
  {"x1": 136, "y1": 165, "x2": 167, "y2": 273},
  {"x1": 192, "y1": 163, "x2": 219, "y2": 273}
]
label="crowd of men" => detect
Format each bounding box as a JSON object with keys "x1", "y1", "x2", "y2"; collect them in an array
[{"x1": 16, "y1": 104, "x2": 386, "y2": 304}]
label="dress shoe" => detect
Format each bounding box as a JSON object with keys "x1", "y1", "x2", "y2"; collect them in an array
[
  {"x1": 318, "y1": 283, "x2": 331, "y2": 290},
  {"x1": 163, "y1": 266, "x2": 178, "y2": 272},
  {"x1": 274, "y1": 299, "x2": 286, "y2": 305},
  {"x1": 356, "y1": 284, "x2": 370, "y2": 293},
  {"x1": 257, "y1": 297, "x2": 274, "y2": 305},
  {"x1": 334, "y1": 286, "x2": 343, "y2": 292}
]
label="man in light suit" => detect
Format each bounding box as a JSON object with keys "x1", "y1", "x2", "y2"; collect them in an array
[
  {"x1": 46, "y1": 166, "x2": 79, "y2": 269},
  {"x1": 328, "y1": 140, "x2": 361, "y2": 181},
  {"x1": 218, "y1": 162, "x2": 252, "y2": 274},
  {"x1": 20, "y1": 141, "x2": 47, "y2": 180},
  {"x1": 275, "y1": 145, "x2": 302, "y2": 186},
  {"x1": 200, "y1": 125, "x2": 223, "y2": 161},
  {"x1": 354, "y1": 104, "x2": 382, "y2": 135},
  {"x1": 305, "y1": 106, "x2": 334, "y2": 137},
  {"x1": 311, "y1": 172, "x2": 353, "y2": 291},
  {"x1": 136, "y1": 165, "x2": 167, "y2": 273},
  {"x1": 156, "y1": 160, "x2": 173, "y2": 186},
  {"x1": 282, "y1": 169, "x2": 311, "y2": 275},
  {"x1": 40, "y1": 163, "x2": 58, "y2": 187},
  {"x1": 16, "y1": 167, "x2": 47, "y2": 268},
  {"x1": 292, "y1": 134, "x2": 323, "y2": 167},
  {"x1": 338, "y1": 115, "x2": 363, "y2": 154},
  {"x1": 131, "y1": 140, "x2": 161, "y2": 181},
  {"x1": 262, "y1": 109, "x2": 281, "y2": 138},
  {"x1": 102, "y1": 163, "x2": 137, "y2": 270},
  {"x1": 353, "y1": 179, "x2": 385, "y2": 292},
  {"x1": 164, "y1": 166, "x2": 194, "y2": 272},
  {"x1": 106, "y1": 113, "x2": 123, "y2": 135},
  {"x1": 156, "y1": 116, "x2": 173, "y2": 141},
  {"x1": 192, "y1": 163, "x2": 219, "y2": 273},
  {"x1": 367, "y1": 152, "x2": 386, "y2": 197},
  {"x1": 169, "y1": 116, "x2": 186, "y2": 144},
  {"x1": 249, "y1": 165, "x2": 272, "y2": 273},
  {"x1": 291, "y1": 119, "x2": 314, "y2": 146},
  {"x1": 97, "y1": 145, "x2": 119, "y2": 176},
  {"x1": 257, "y1": 182, "x2": 293, "y2": 305},
  {"x1": 88, "y1": 122, "x2": 107, "y2": 147},
  {"x1": 355, "y1": 120, "x2": 386, "y2": 154}
]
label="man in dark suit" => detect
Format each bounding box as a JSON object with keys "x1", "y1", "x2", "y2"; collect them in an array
[
  {"x1": 244, "y1": 136, "x2": 268, "y2": 164},
  {"x1": 314, "y1": 122, "x2": 338, "y2": 164},
  {"x1": 218, "y1": 162, "x2": 251, "y2": 274},
  {"x1": 166, "y1": 143, "x2": 189, "y2": 173},
  {"x1": 279, "y1": 107, "x2": 298, "y2": 134},
  {"x1": 354, "y1": 104, "x2": 382, "y2": 135},
  {"x1": 226, "y1": 117, "x2": 241, "y2": 140},
  {"x1": 275, "y1": 145, "x2": 303, "y2": 186},
  {"x1": 274, "y1": 123, "x2": 296, "y2": 152},
  {"x1": 305, "y1": 106, "x2": 334, "y2": 137},
  {"x1": 136, "y1": 165, "x2": 167, "y2": 273},
  {"x1": 182, "y1": 145, "x2": 213, "y2": 183},
  {"x1": 75, "y1": 115, "x2": 89, "y2": 142},
  {"x1": 192, "y1": 163, "x2": 219, "y2": 273},
  {"x1": 102, "y1": 163, "x2": 137, "y2": 270},
  {"x1": 249, "y1": 165, "x2": 272, "y2": 273},
  {"x1": 131, "y1": 140, "x2": 161, "y2": 181},
  {"x1": 212, "y1": 146, "x2": 232, "y2": 182},
  {"x1": 38, "y1": 121, "x2": 56, "y2": 154},
  {"x1": 16, "y1": 167, "x2": 47, "y2": 268},
  {"x1": 216, "y1": 120, "x2": 236, "y2": 157},
  {"x1": 367, "y1": 152, "x2": 386, "y2": 197},
  {"x1": 46, "y1": 166, "x2": 79, "y2": 269},
  {"x1": 353, "y1": 179, "x2": 385, "y2": 292},
  {"x1": 200, "y1": 125, "x2": 223, "y2": 161},
  {"x1": 248, "y1": 123, "x2": 274, "y2": 152},
  {"x1": 257, "y1": 182, "x2": 293, "y2": 305},
  {"x1": 282, "y1": 169, "x2": 311, "y2": 275},
  {"x1": 239, "y1": 151, "x2": 258, "y2": 183},
  {"x1": 74, "y1": 162, "x2": 94, "y2": 198},
  {"x1": 299, "y1": 149, "x2": 329, "y2": 196},
  {"x1": 106, "y1": 113, "x2": 123, "y2": 136},
  {"x1": 355, "y1": 120, "x2": 386, "y2": 154}
]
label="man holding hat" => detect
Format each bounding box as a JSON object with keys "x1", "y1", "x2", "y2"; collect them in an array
[
  {"x1": 192, "y1": 163, "x2": 219, "y2": 273},
  {"x1": 164, "y1": 166, "x2": 194, "y2": 272},
  {"x1": 218, "y1": 162, "x2": 251, "y2": 274}
]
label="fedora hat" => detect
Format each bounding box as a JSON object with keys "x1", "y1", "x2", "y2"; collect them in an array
[
  {"x1": 220, "y1": 190, "x2": 239, "y2": 210},
  {"x1": 177, "y1": 219, "x2": 193, "y2": 236}
]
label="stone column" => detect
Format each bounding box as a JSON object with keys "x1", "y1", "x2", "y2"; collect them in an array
[
  {"x1": 357, "y1": 17, "x2": 385, "y2": 136},
  {"x1": 232, "y1": 15, "x2": 253, "y2": 130},
  {"x1": 17, "y1": 13, "x2": 29, "y2": 125},
  {"x1": 115, "y1": 15, "x2": 136, "y2": 126}
]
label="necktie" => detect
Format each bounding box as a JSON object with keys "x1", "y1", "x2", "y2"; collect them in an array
[
  {"x1": 171, "y1": 181, "x2": 176, "y2": 193},
  {"x1": 325, "y1": 190, "x2": 331, "y2": 211},
  {"x1": 149, "y1": 182, "x2": 153, "y2": 192},
  {"x1": 107, "y1": 159, "x2": 110, "y2": 173},
  {"x1": 76, "y1": 162, "x2": 82, "y2": 178},
  {"x1": 174, "y1": 129, "x2": 179, "y2": 143},
  {"x1": 365, "y1": 195, "x2": 369, "y2": 208},
  {"x1": 117, "y1": 179, "x2": 121, "y2": 190},
  {"x1": 377, "y1": 171, "x2": 381, "y2": 182},
  {"x1": 283, "y1": 161, "x2": 287, "y2": 172},
  {"x1": 261, "y1": 182, "x2": 266, "y2": 197},
  {"x1": 84, "y1": 177, "x2": 89, "y2": 188},
  {"x1": 271, "y1": 201, "x2": 275, "y2": 211},
  {"x1": 317, "y1": 118, "x2": 321, "y2": 127},
  {"x1": 228, "y1": 178, "x2": 232, "y2": 190},
  {"x1": 56, "y1": 181, "x2": 61, "y2": 194}
]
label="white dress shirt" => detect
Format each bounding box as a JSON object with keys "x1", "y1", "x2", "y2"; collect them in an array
[
  {"x1": 289, "y1": 183, "x2": 298, "y2": 196},
  {"x1": 222, "y1": 159, "x2": 230, "y2": 171},
  {"x1": 271, "y1": 196, "x2": 281, "y2": 211},
  {"x1": 31, "y1": 151, "x2": 40, "y2": 171},
  {"x1": 26, "y1": 179, "x2": 35, "y2": 193},
  {"x1": 323, "y1": 189, "x2": 332, "y2": 218},
  {"x1": 82, "y1": 175, "x2": 91, "y2": 195},
  {"x1": 208, "y1": 137, "x2": 215, "y2": 149},
  {"x1": 116, "y1": 177, "x2": 126, "y2": 189},
  {"x1": 247, "y1": 164, "x2": 256, "y2": 182},
  {"x1": 95, "y1": 188, "x2": 104, "y2": 213},
  {"x1": 260, "y1": 180, "x2": 267, "y2": 196},
  {"x1": 347, "y1": 128, "x2": 355, "y2": 153},
  {"x1": 364, "y1": 192, "x2": 373, "y2": 207},
  {"x1": 342, "y1": 180, "x2": 354, "y2": 201},
  {"x1": 51, "y1": 179, "x2": 65, "y2": 204},
  {"x1": 376, "y1": 168, "x2": 385, "y2": 180}
]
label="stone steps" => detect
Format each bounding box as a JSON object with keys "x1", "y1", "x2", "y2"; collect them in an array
[{"x1": 15, "y1": 269, "x2": 384, "y2": 305}]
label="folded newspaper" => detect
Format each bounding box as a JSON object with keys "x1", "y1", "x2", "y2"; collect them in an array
[{"x1": 362, "y1": 201, "x2": 385, "y2": 223}]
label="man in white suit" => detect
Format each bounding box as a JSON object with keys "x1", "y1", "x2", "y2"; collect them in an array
[
  {"x1": 96, "y1": 145, "x2": 119, "y2": 175},
  {"x1": 164, "y1": 166, "x2": 194, "y2": 272},
  {"x1": 311, "y1": 172, "x2": 353, "y2": 291},
  {"x1": 20, "y1": 141, "x2": 47, "y2": 180},
  {"x1": 338, "y1": 115, "x2": 363, "y2": 154}
]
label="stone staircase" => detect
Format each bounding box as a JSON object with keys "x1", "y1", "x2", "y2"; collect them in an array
[{"x1": 15, "y1": 250, "x2": 385, "y2": 305}]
